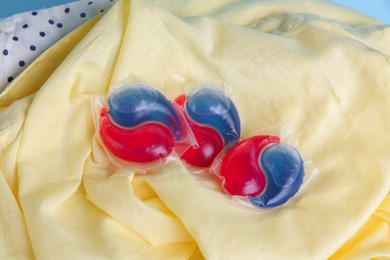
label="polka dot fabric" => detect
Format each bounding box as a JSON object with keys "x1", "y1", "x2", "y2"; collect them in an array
[{"x1": 0, "y1": 0, "x2": 116, "y2": 92}]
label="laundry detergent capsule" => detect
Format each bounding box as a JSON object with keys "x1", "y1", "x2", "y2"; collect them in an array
[
  {"x1": 175, "y1": 85, "x2": 240, "y2": 168},
  {"x1": 220, "y1": 135, "x2": 304, "y2": 208},
  {"x1": 99, "y1": 84, "x2": 183, "y2": 163}
]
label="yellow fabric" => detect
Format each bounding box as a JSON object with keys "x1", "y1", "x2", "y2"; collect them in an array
[{"x1": 0, "y1": 0, "x2": 389, "y2": 258}]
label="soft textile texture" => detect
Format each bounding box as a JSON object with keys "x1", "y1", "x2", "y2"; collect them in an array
[
  {"x1": 0, "y1": 0, "x2": 115, "y2": 92},
  {"x1": 0, "y1": 0, "x2": 389, "y2": 259}
]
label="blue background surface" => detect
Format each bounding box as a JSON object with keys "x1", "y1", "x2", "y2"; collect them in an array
[
  {"x1": 0, "y1": 0, "x2": 389, "y2": 24},
  {"x1": 330, "y1": 0, "x2": 390, "y2": 24},
  {"x1": 0, "y1": 0, "x2": 78, "y2": 18}
]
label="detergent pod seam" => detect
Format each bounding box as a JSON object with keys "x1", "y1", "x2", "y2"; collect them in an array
[
  {"x1": 90, "y1": 82, "x2": 197, "y2": 174},
  {"x1": 210, "y1": 123, "x2": 318, "y2": 211},
  {"x1": 172, "y1": 80, "x2": 242, "y2": 172}
]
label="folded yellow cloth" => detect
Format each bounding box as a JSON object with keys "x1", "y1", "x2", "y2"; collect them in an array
[{"x1": 0, "y1": 0, "x2": 389, "y2": 259}]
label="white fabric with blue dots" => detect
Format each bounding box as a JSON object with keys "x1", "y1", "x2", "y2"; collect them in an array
[{"x1": 0, "y1": 0, "x2": 116, "y2": 92}]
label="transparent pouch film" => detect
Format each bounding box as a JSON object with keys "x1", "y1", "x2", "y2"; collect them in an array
[
  {"x1": 210, "y1": 123, "x2": 318, "y2": 210},
  {"x1": 91, "y1": 83, "x2": 197, "y2": 174},
  {"x1": 171, "y1": 80, "x2": 241, "y2": 171}
]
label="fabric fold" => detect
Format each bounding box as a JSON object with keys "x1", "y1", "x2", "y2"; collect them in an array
[{"x1": 0, "y1": 0, "x2": 389, "y2": 259}]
